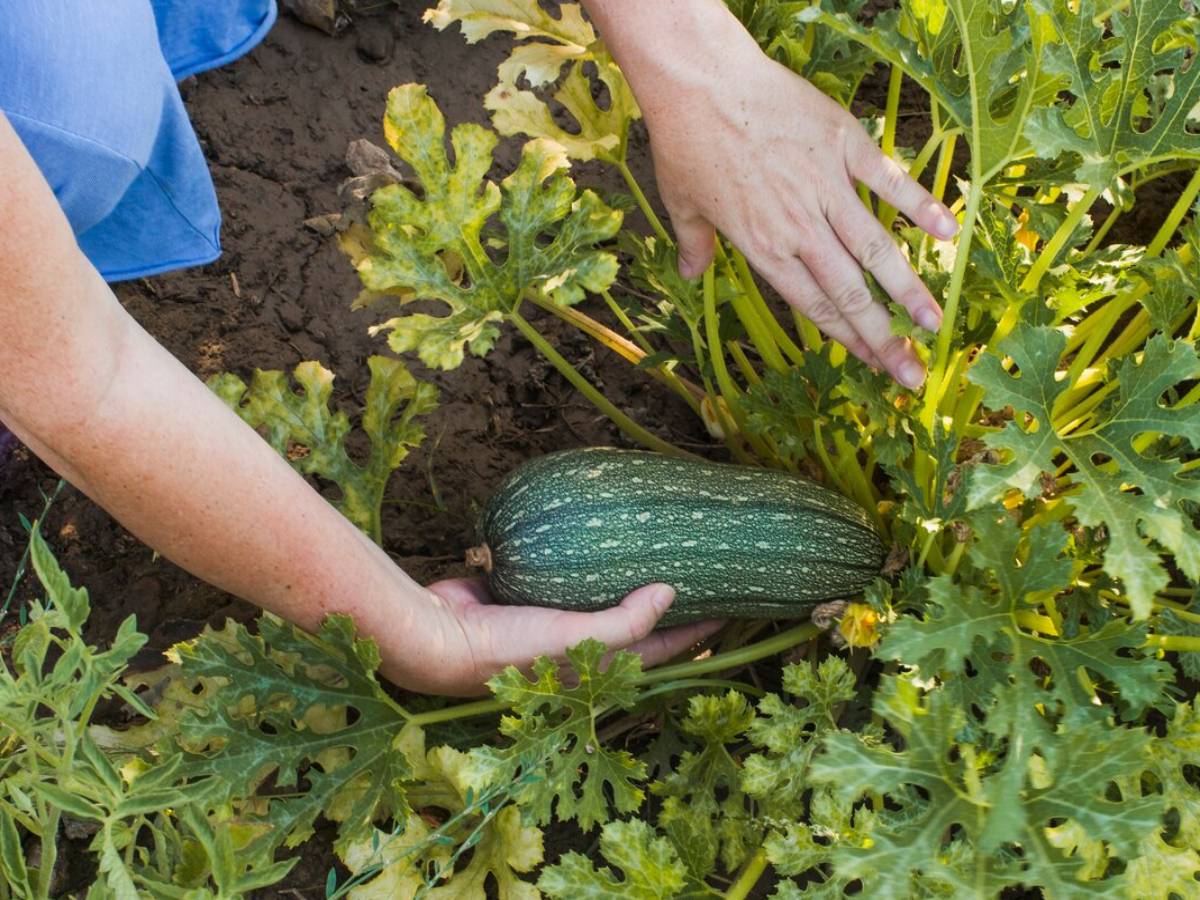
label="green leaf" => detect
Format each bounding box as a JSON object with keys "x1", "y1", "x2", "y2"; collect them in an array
[
  {"x1": 209, "y1": 356, "x2": 437, "y2": 541},
  {"x1": 812, "y1": 674, "x2": 1163, "y2": 895},
  {"x1": 31, "y1": 782, "x2": 105, "y2": 821},
  {"x1": 347, "y1": 84, "x2": 623, "y2": 370},
  {"x1": 803, "y1": 0, "x2": 1061, "y2": 181},
  {"x1": 741, "y1": 657, "x2": 857, "y2": 819},
  {"x1": 166, "y1": 615, "x2": 411, "y2": 854},
  {"x1": 29, "y1": 525, "x2": 88, "y2": 631},
  {"x1": 464, "y1": 639, "x2": 645, "y2": 830},
  {"x1": 1026, "y1": 0, "x2": 1200, "y2": 184},
  {"x1": 886, "y1": 516, "x2": 1172, "y2": 723},
  {"x1": 0, "y1": 807, "x2": 29, "y2": 890},
  {"x1": 651, "y1": 691, "x2": 758, "y2": 878},
  {"x1": 538, "y1": 819, "x2": 690, "y2": 899},
  {"x1": 742, "y1": 347, "x2": 849, "y2": 464},
  {"x1": 968, "y1": 325, "x2": 1200, "y2": 616}
]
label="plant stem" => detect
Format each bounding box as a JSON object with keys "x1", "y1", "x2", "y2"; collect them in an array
[
  {"x1": 602, "y1": 290, "x2": 655, "y2": 354},
  {"x1": 1147, "y1": 634, "x2": 1200, "y2": 653},
  {"x1": 510, "y1": 309, "x2": 694, "y2": 458},
  {"x1": 2, "y1": 480, "x2": 66, "y2": 626},
  {"x1": 925, "y1": 183, "x2": 983, "y2": 432},
  {"x1": 535, "y1": 293, "x2": 704, "y2": 415},
  {"x1": 409, "y1": 624, "x2": 822, "y2": 727},
  {"x1": 728, "y1": 249, "x2": 807, "y2": 366},
  {"x1": 1146, "y1": 165, "x2": 1200, "y2": 257},
  {"x1": 931, "y1": 131, "x2": 958, "y2": 204},
  {"x1": 875, "y1": 65, "x2": 904, "y2": 226},
  {"x1": 640, "y1": 622, "x2": 820, "y2": 685},
  {"x1": 1019, "y1": 184, "x2": 1104, "y2": 294},
  {"x1": 725, "y1": 848, "x2": 769, "y2": 900},
  {"x1": 409, "y1": 698, "x2": 505, "y2": 728},
  {"x1": 618, "y1": 161, "x2": 671, "y2": 245}
]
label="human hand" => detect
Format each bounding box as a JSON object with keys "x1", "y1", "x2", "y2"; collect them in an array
[
  {"x1": 377, "y1": 578, "x2": 723, "y2": 696},
  {"x1": 586, "y1": 0, "x2": 958, "y2": 388}
]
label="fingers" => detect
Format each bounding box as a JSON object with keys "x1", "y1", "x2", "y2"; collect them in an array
[
  {"x1": 623, "y1": 618, "x2": 726, "y2": 668},
  {"x1": 755, "y1": 252, "x2": 884, "y2": 370},
  {"x1": 802, "y1": 221, "x2": 925, "y2": 388},
  {"x1": 575, "y1": 582, "x2": 678, "y2": 649},
  {"x1": 830, "y1": 196, "x2": 942, "y2": 333},
  {"x1": 672, "y1": 207, "x2": 717, "y2": 279},
  {"x1": 849, "y1": 137, "x2": 958, "y2": 241}
]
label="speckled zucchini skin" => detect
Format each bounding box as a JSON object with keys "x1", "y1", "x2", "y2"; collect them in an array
[{"x1": 475, "y1": 447, "x2": 884, "y2": 626}]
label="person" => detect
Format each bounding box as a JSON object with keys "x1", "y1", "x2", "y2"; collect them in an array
[{"x1": 0, "y1": 0, "x2": 956, "y2": 695}]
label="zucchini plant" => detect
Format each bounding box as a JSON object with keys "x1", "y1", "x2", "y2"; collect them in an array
[{"x1": 4, "y1": 0, "x2": 1199, "y2": 896}]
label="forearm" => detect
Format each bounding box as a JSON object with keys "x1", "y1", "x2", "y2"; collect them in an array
[
  {"x1": 579, "y1": 0, "x2": 760, "y2": 121},
  {"x1": 4, "y1": 306, "x2": 421, "y2": 640},
  {"x1": 0, "y1": 112, "x2": 441, "y2": 685}
]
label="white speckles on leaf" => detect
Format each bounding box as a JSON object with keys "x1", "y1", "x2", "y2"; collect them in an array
[
  {"x1": 681, "y1": 540, "x2": 698, "y2": 548},
  {"x1": 755, "y1": 541, "x2": 771, "y2": 550},
  {"x1": 600, "y1": 539, "x2": 620, "y2": 549},
  {"x1": 691, "y1": 511, "x2": 705, "y2": 520},
  {"x1": 636, "y1": 512, "x2": 652, "y2": 523},
  {"x1": 585, "y1": 517, "x2": 603, "y2": 528},
  {"x1": 535, "y1": 524, "x2": 553, "y2": 533}
]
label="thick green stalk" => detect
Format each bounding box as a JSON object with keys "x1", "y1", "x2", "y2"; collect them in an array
[
  {"x1": 640, "y1": 622, "x2": 820, "y2": 685},
  {"x1": 925, "y1": 183, "x2": 983, "y2": 432},
  {"x1": 875, "y1": 65, "x2": 905, "y2": 226},
  {"x1": 930, "y1": 132, "x2": 958, "y2": 204},
  {"x1": 533, "y1": 292, "x2": 704, "y2": 415},
  {"x1": 725, "y1": 848, "x2": 769, "y2": 900},
  {"x1": 408, "y1": 624, "x2": 823, "y2": 727},
  {"x1": 602, "y1": 290, "x2": 656, "y2": 354},
  {"x1": 728, "y1": 248, "x2": 807, "y2": 366},
  {"x1": 1020, "y1": 185, "x2": 1104, "y2": 294},
  {"x1": 409, "y1": 698, "x2": 502, "y2": 727},
  {"x1": 1147, "y1": 634, "x2": 1200, "y2": 653},
  {"x1": 1147, "y1": 165, "x2": 1200, "y2": 257},
  {"x1": 509, "y1": 309, "x2": 693, "y2": 458},
  {"x1": 705, "y1": 266, "x2": 772, "y2": 459},
  {"x1": 617, "y1": 160, "x2": 671, "y2": 245}
]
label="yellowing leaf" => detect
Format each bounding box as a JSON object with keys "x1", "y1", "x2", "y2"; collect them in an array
[
  {"x1": 209, "y1": 356, "x2": 437, "y2": 543},
  {"x1": 426, "y1": 0, "x2": 640, "y2": 163},
  {"x1": 349, "y1": 84, "x2": 622, "y2": 370}
]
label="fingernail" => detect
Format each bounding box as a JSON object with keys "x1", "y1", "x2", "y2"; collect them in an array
[
  {"x1": 650, "y1": 584, "x2": 675, "y2": 613},
  {"x1": 917, "y1": 307, "x2": 941, "y2": 331},
  {"x1": 900, "y1": 362, "x2": 925, "y2": 389},
  {"x1": 935, "y1": 213, "x2": 959, "y2": 240}
]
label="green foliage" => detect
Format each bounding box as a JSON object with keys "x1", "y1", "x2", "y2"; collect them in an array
[
  {"x1": 11, "y1": 0, "x2": 1200, "y2": 896},
  {"x1": 209, "y1": 356, "x2": 437, "y2": 542},
  {"x1": 1027, "y1": 0, "x2": 1200, "y2": 185},
  {"x1": 463, "y1": 639, "x2": 647, "y2": 831},
  {"x1": 538, "y1": 819, "x2": 692, "y2": 899},
  {"x1": 164, "y1": 614, "x2": 412, "y2": 856},
  {"x1": 344, "y1": 84, "x2": 623, "y2": 371},
  {"x1": 968, "y1": 327, "x2": 1200, "y2": 616}
]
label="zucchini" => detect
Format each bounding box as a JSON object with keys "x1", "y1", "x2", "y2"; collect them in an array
[{"x1": 467, "y1": 447, "x2": 884, "y2": 625}]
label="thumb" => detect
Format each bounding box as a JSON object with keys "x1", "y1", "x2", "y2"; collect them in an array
[
  {"x1": 672, "y1": 209, "x2": 717, "y2": 279},
  {"x1": 582, "y1": 583, "x2": 676, "y2": 651}
]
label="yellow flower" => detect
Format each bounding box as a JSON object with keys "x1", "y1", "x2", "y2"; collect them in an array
[{"x1": 839, "y1": 603, "x2": 880, "y2": 649}]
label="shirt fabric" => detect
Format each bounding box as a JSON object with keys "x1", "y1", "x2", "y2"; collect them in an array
[{"x1": 0, "y1": 1, "x2": 277, "y2": 282}]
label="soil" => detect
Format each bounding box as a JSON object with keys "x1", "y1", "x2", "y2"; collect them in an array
[{"x1": 0, "y1": 3, "x2": 1185, "y2": 896}]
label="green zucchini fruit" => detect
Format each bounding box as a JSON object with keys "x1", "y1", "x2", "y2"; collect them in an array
[{"x1": 467, "y1": 447, "x2": 884, "y2": 626}]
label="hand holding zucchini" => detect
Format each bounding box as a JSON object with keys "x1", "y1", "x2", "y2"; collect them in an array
[{"x1": 468, "y1": 447, "x2": 884, "y2": 626}]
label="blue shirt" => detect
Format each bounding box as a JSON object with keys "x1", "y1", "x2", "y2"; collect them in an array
[{"x1": 0, "y1": 1, "x2": 277, "y2": 281}]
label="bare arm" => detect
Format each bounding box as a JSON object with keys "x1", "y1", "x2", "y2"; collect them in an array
[
  {"x1": 0, "y1": 112, "x2": 716, "y2": 694},
  {"x1": 580, "y1": 0, "x2": 959, "y2": 388}
]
